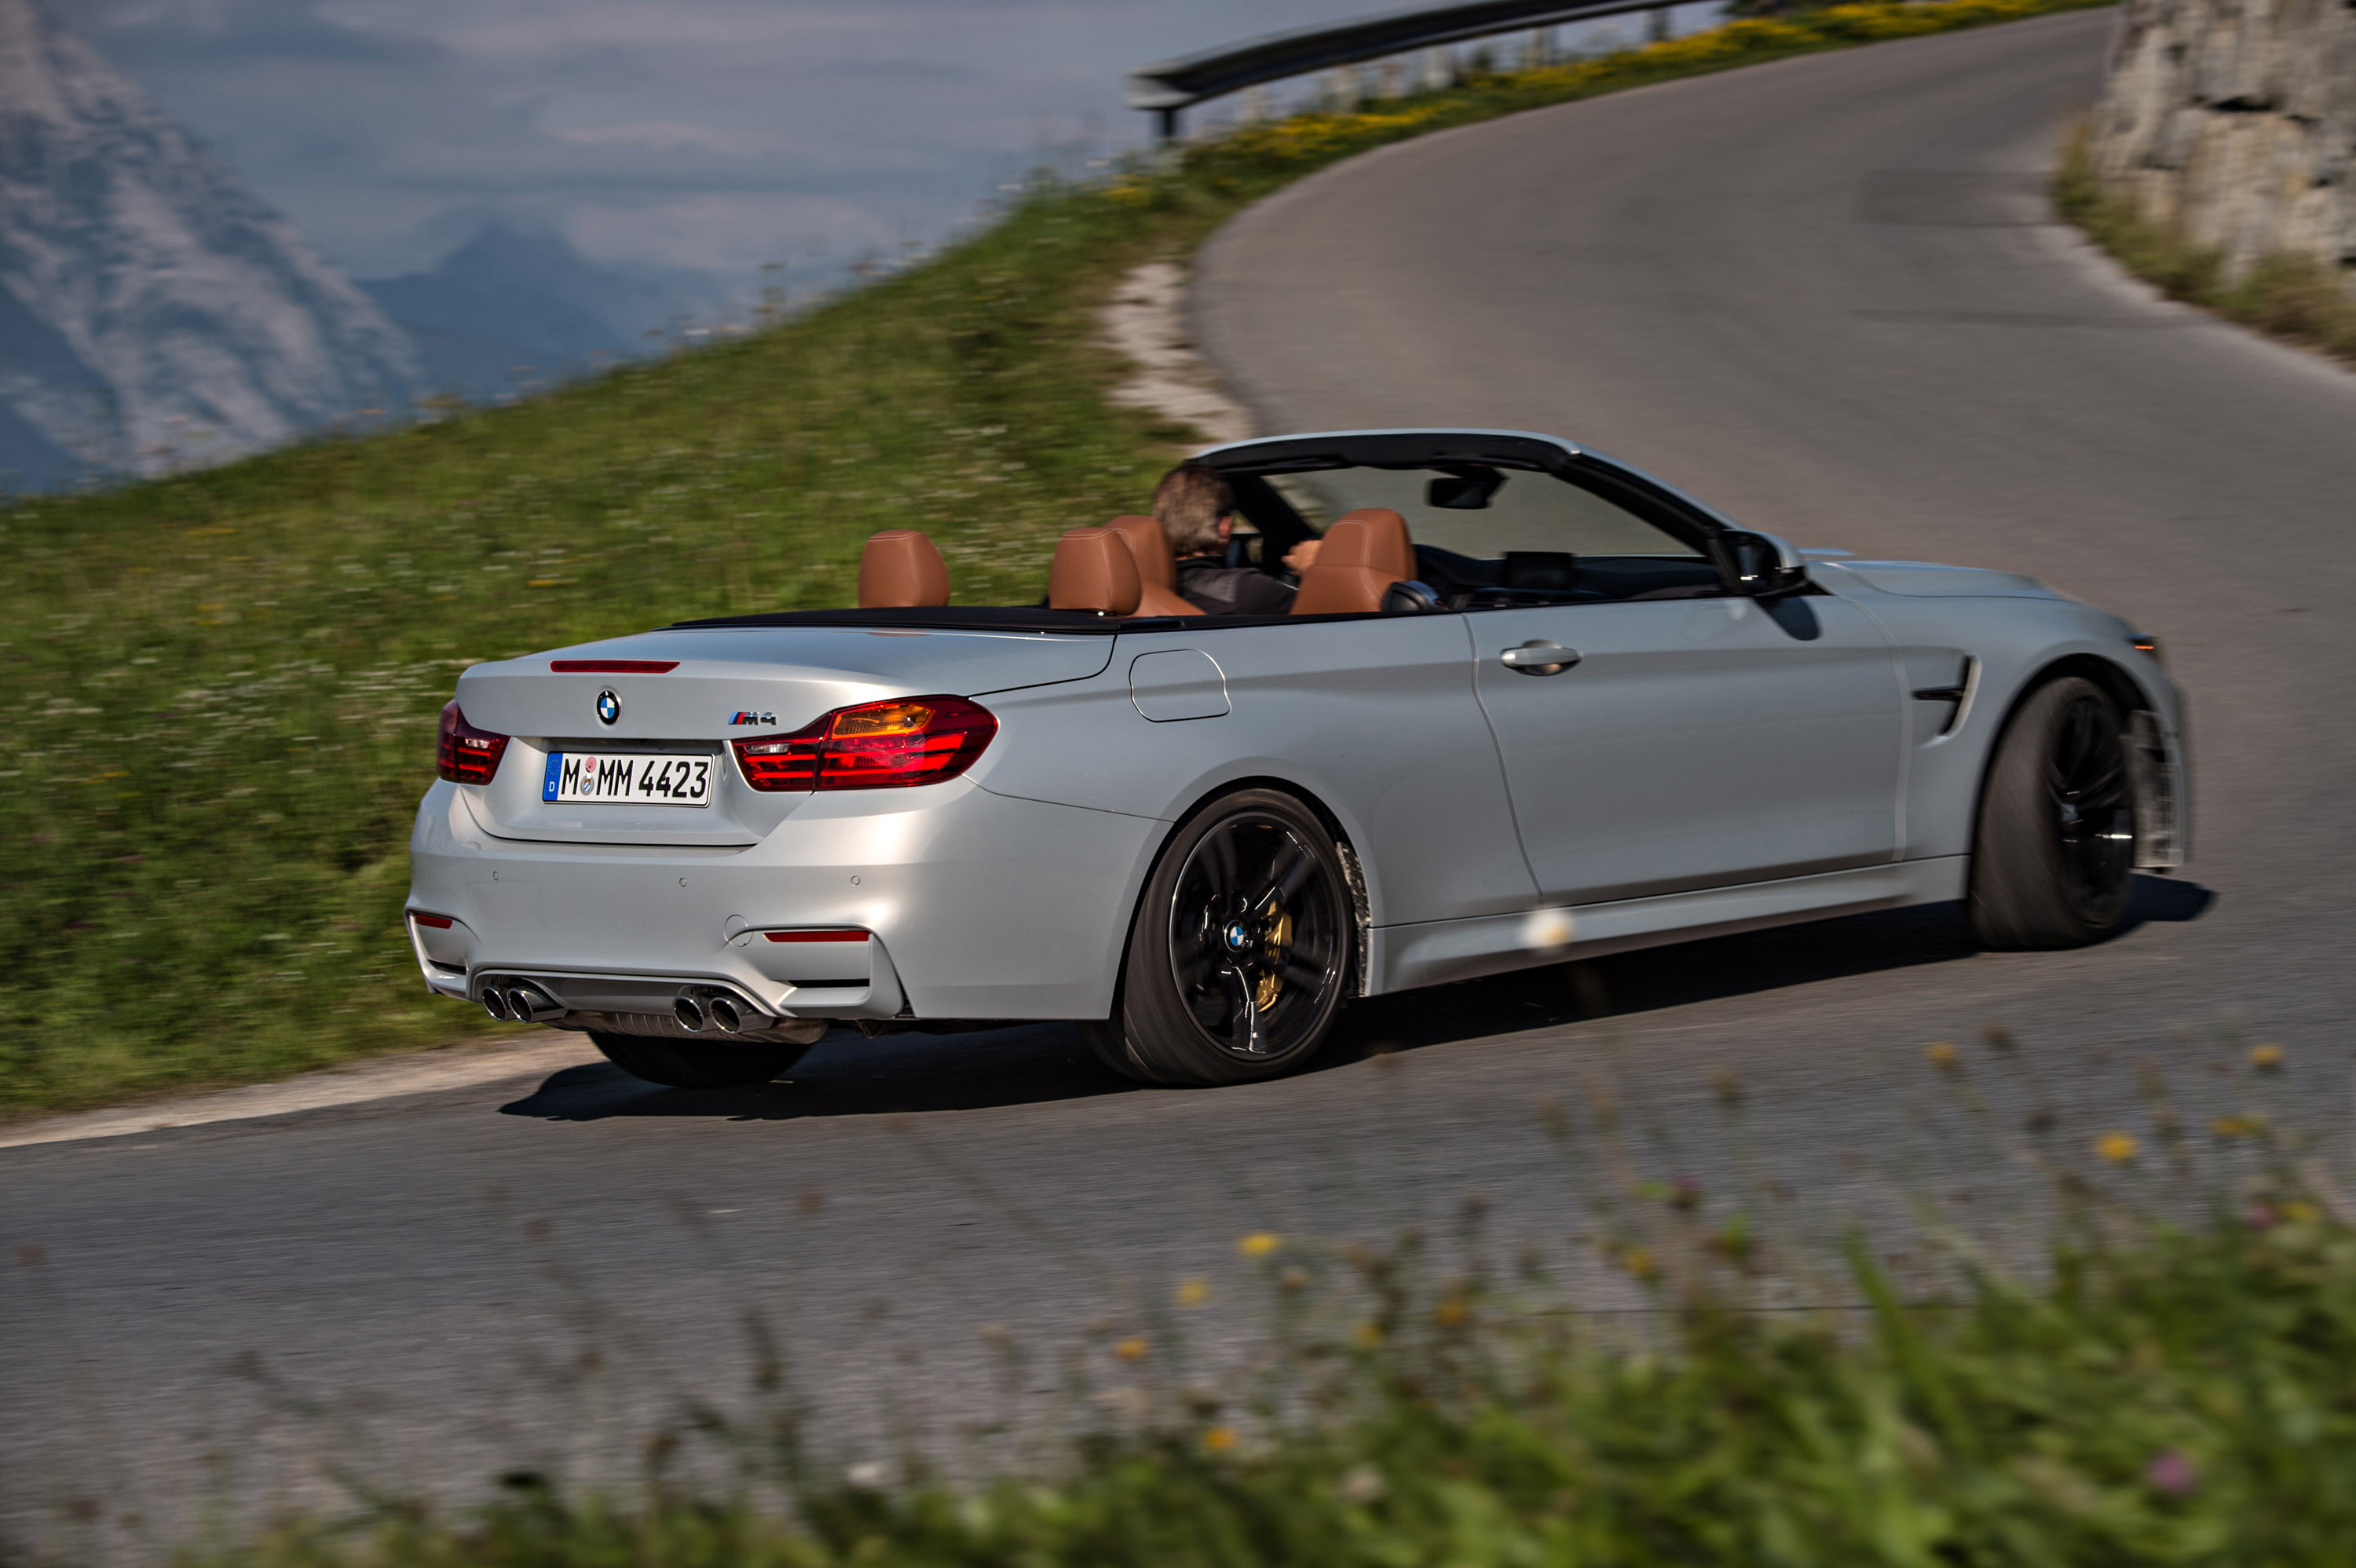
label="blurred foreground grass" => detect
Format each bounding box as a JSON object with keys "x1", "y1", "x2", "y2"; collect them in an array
[
  {"x1": 180, "y1": 1040, "x2": 2356, "y2": 1567},
  {"x1": 0, "y1": 0, "x2": 2113, "y2": 1114}
]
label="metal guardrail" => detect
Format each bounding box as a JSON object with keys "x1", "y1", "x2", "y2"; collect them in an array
[{"x1": 1127, "y1": 0, "x2": 1696, "y2": 139}]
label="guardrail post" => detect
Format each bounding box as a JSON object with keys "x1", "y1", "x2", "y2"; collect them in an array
[
  {"x1": 1648, "y1": 3, "x2": 1672, "y2": 43},
  {"x1": 1155, "y1": 105, "x2": 1183, "y2": 142}
]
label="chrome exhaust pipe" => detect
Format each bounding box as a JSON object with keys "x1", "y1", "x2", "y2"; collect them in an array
[
  {"x1": 706, "y1": 995, "x2": 744, "y2": 1034},
  {"x1": 673, "y1": 993, "x2": 708, "y2": 1032},
  {"x1": 481, "y1": 988, "x2": 514, "y2": 1022},
  {"x1": 507, "y1": 985, "x2": 565, "y2": 1024}
]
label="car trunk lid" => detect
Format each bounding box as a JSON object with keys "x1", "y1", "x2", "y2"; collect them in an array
[{"x1": 451, "y1": 625, "x2": 1111, "y2": 846}]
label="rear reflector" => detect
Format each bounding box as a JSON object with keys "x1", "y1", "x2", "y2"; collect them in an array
[
  {"x1": 409, "y1": 912, "x2": 455, "y2": 929},
  {"x1": 763, "y1": 928, "x2": 869, "y2": 943},
  {"x1": 437, "y1": 700, "x2": 510, "y2": 785},
  {"x1": 734, "y1": 695, "x2": 996, "y2": 792},
  {"x1": 551, "y1": 660, "x2": 680, "y2": 673}
]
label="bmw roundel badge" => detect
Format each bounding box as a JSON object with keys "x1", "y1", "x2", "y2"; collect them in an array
[{"x1": 596, "y1": 689, "x2": 620, "y2": 726}]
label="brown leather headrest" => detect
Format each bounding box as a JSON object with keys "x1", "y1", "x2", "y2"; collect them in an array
[
  {"x1": 858, "y1": 529, "x2": 950, "y2": 608},
  {"x1": 1048, "y1": 527, "x2": 1141, "y2": 616},
  {"x1": 1292, "y1": 507, "x2": 1416, "y2": 616},
  {"x1": 1103, "y1": 514, "x2": 1177, "y2": 590},
  {"x1": 1322, "y1": 508, "x2": 1417, "y2": 581}
]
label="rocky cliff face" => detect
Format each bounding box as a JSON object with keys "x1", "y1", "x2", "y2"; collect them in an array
[
  {"x1": 0, "y1": 0, "x2": 415, "y2": 488},
  {"x1": 2090, "y1": 0, "x2": 2356, "y2": 288}
]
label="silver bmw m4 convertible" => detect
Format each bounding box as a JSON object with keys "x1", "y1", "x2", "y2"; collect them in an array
[{"x1": 406, "y1": 429, "x2": 2188, "y2": 1089}]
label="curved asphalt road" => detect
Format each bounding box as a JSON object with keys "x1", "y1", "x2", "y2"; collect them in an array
[{"x1": 9, "y1": 9, "x2": 2356, "y2": 1550}]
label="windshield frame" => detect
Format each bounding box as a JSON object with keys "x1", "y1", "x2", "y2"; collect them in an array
[{"x1": 1195, "y1": 429, "x2": 1729, "y2": 557}]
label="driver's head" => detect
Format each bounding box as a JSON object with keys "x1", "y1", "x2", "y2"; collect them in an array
[{"x1": 1151, "y1": 462, "x2": 1233, "y2": 557}]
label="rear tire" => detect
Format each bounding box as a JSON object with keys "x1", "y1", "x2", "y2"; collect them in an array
[
  {"x1": 587, "y1": 1030, "x2": 811, "y2": 1089},
  {"x1": 1083, "y1": 789, "x2": 1354, "y2": 1087},
  {"x1": 1969, "y1": 675, "x2": 2135, "y2": 949}
]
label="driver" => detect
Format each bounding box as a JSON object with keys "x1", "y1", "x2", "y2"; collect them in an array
[{"x1": 1154, "y1": 462, "x2": 1320, "y2": 615}]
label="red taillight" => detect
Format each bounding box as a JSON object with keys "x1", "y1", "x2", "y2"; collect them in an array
[
  {"x1": 437, "y1": 700, "x2": 510, "y2": 785},
  {"x1": 409, "y1": 912, "x2": 455, "y2": 929},
  {"x1": 550, "y1": 660, "x2": 679, "y2": 674},
  {"x1": 734, "y1": 717, "x2": 825, "y2": 791},
  {"x1": 763, "y1": 928, "x2": 869, "y2": 943},
  {"x1": 732, "y1": 696, "x2": 996, "y2": 792}
]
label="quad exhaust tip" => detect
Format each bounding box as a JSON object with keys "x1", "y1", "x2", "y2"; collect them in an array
[
  {"x1": 481, "y1": 980, "x2": 566, "y2": 1024},
  {"x1": 507, "y1": 985, "x2": 564, "y2": 1023},
  {"x1": 673, "y1": 986, "x2": 768, "y2": 1035},
  {"x1": 488, "y1": 978, "x2": 762, "y2": 1034}
]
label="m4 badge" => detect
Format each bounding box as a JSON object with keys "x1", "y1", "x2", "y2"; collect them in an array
[{"x1": 729, "y1": 711, "x2": 777, "y2": 726}]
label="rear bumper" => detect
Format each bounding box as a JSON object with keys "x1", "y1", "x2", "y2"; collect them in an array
[{"x1": 405, "y1": 777, "x2": 1161, "y2": 1021}]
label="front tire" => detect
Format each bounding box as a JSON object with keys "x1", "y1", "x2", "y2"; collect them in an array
[
  {"x1": 587, "y1": 1030, "x2": 811, "y2": 1089},
  {"x1": 1969, "y1": 675, "x2": 2135, "y2": 948},
  {"x1": 1084, "y1": 789, "x2": 1354, "y2": 1087}
]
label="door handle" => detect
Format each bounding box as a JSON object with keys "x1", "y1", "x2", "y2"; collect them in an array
[{"x1": 1500, "y1": 641, "x2": 1582, "y2": 675}]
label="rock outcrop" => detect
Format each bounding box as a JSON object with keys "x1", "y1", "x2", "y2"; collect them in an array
[
  {"x1": 2089, "y1": 0, "x2": 2356, "y2": 287},
  {"x1": 0, "y1": 0, "x2": 415, "y2": 488}
]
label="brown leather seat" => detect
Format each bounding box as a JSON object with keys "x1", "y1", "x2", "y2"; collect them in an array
[
  {"x1": 858, "y1": 529, "x2": 950, "y2": 608},
  {"x1": 1105, "y1": 514, "x2": 1176, "y2": 589},
  {"x1": 1048, "y1": 527, "x2": 1142, "y2": 616},
  {"x1": 1103, "y1": 514, "x2": 1202, "y2": 616},
  {"x1": 1137, "y1": 583, "x2": 1205, "y2": 616},
  {"x1": 1291, "y1": 507, "x2": 1417, "y2": 615}
]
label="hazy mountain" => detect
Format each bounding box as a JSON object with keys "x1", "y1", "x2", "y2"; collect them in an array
[
  {"x1": 0, "y1": 0, "x2": 415, "y2": 489},
  {"x1": 362, "y1": 226, "x2": 648, "y2": 401}
]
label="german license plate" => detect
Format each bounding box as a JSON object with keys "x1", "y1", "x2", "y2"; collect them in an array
[{"x1": 542, "y1": 751, "x2": 713, "y2": 806}]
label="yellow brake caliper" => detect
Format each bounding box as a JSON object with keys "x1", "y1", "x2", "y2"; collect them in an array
[{"x1": 1255, "y1": 906, "x2": 1292, "y2": 1013}]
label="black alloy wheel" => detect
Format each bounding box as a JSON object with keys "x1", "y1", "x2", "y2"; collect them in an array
[
  {"x1": 1969, "y1": 675, "x2": 2136, "y2": 948},
  {"x1": 1085, "y1": 789, "x2": 1354, "y2": 1086},
  {"x1": 587, "y1": 1030, "x2": 811, "y2": 1089}
]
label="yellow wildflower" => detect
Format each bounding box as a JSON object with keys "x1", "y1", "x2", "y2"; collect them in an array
[
  {"x1": 1352, "y1": 1321, "x2": 1384, "y2": 1350},
  {"x1": 1238, "y1": 1232, "x2": 1282, "y2": 1258},
  {"x1": 2097, "y1": 1131, "x2": 2139, "y2": 1164},
  {"x1": 1112, "y1": 1336, "x2": 1147, "y2": 1361},
  {"x1": 1175, "y1": 1277, "x2": 1210, "y2": 1308},
  {"x1": 1201, "y1": 1426, "x2": 1237, "y2": 1455},
  {"x1": 1432, "y1": 1297, "x2": 1470, "y2": 1329},
  {"x1": 2250, "y1": 1044, "x2": 2285, "y2": 1071},
  {"x1": 1924, "y1": 1041, "x2": 1959, "y2": 1069}
]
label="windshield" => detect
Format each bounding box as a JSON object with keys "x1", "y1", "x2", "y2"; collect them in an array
[
  {"x1": 1268, "y1": 466, "x2": 1699, "y2": 560},
  {"x1": 1249, "y1": 464, "x2": 1721, "y2": 607}
]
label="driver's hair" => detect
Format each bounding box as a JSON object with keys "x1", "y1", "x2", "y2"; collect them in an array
[{"x1": 1151, "y1": 462, "x2": 1233, "y2": 557}]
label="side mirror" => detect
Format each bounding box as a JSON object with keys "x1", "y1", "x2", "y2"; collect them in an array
[{"x1": 1710, "y1": 530, "x2": 1809, "y2": 598}]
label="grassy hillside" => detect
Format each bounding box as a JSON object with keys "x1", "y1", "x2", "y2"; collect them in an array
[{"x1": 0, "y1": 0, "x2": 2111, "y2": 1117}]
